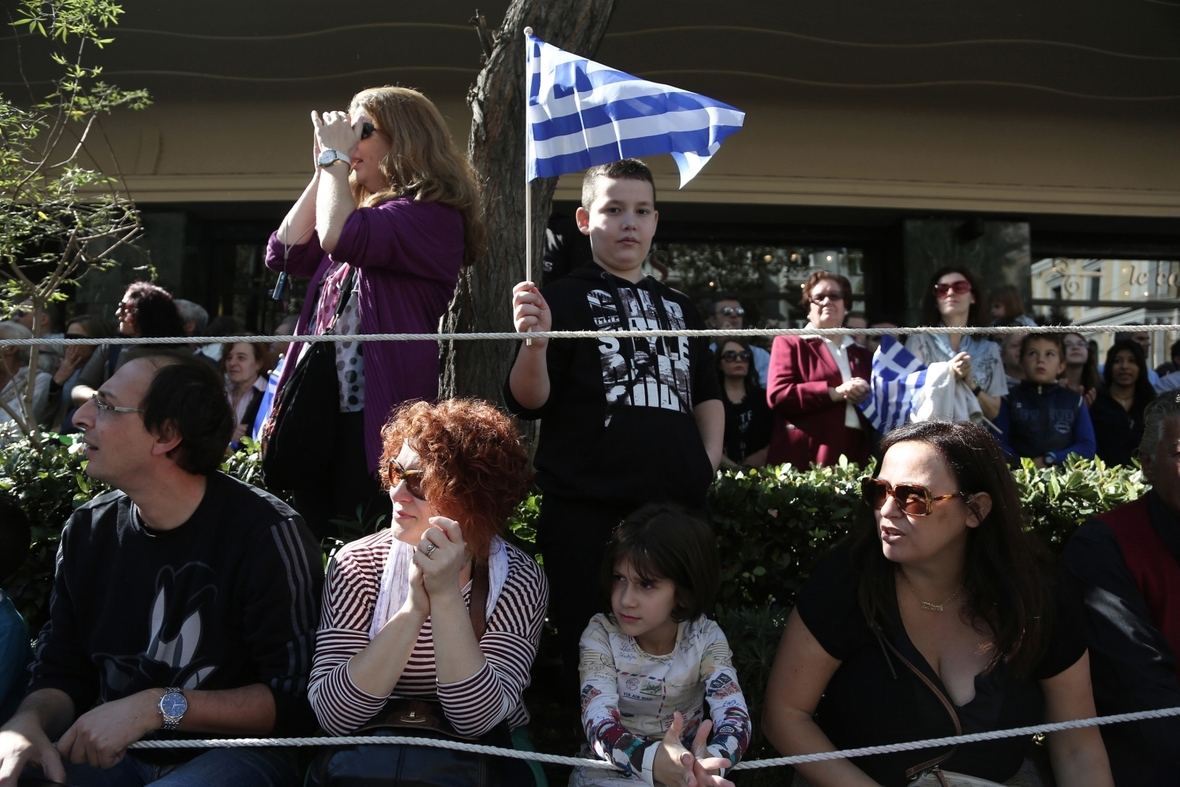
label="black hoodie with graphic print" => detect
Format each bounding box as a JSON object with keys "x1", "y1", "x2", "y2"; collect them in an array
[{"x1": 504, "y1": 265, "x2": 720, "y2": 509}]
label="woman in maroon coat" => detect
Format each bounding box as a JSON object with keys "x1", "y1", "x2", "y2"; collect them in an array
[{"x1": 766, "y1": 272, "x2": 873, "y2": 467}]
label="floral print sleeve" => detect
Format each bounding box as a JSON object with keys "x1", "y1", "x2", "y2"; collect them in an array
[
  {"x1": 579, "y1": 615, "x2": 661, "y2": 784},
  {"x1": 699, "y1": 627, "x2": 752, "y2": 771}
]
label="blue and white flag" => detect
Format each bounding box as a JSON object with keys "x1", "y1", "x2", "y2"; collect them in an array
[
  {"x1": 526, "y1": 34, "x2": 745, "y2": 187},
  {"x1": 858, "y1": 335, "x2": 928, "y2": 434}
]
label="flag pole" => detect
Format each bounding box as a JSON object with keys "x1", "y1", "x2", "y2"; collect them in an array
[{"x1": 523, "y1": 26, "x2": 534, "y2": 345}]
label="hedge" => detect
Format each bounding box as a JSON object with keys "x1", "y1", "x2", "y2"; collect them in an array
[{"x1": 0, "y1": 437, "x2": 1149, "y2": 784}]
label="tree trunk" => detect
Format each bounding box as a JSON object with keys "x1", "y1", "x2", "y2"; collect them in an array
[{"x1": 440, "y1": 0, "x2": 616, "y2": 403}]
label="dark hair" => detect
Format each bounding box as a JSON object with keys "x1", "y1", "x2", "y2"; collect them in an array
[
  {"x1": 0, "y1": 494, "x2": 30, "y2": 584},
  {"x1": 1062, "y1": 331, "x2": 1101, "y2": 391},
  {"x1": 715, "y1": 336, "x2": 763, "y2": 392},
  {"x1": 919, "y1": 265, "x2": 988, "y2": 328},
  {"x1": 379, "y1": 399, "x2": 531, "y2": 562},
  {"x1": 600, "y1": 503, "x2": 720, "y2": 623},
  {"x1": 1019, "y1": 332, "x2": 1063, "y2": 358},
  {"x1": 799, "y1": 271, "x2": 853, "y2": 314},
  {"x1": 711, "y1": 293, "x2": 741, "y2": 313},
  {"x1": 131, "y1": 349, "x2": 235, "y2": 475},
  {"x1": 989, "y1": 284, "x2": 1026, "y2": 320},
  {"x1": 220, "y1": 337, "x2": 269, "y2": 378},
  {"x1": 66, "y1": 315, "x2": 112, "y2": 340},
  {"x1": 1171, "y1": 339, "x2": 1180, "y2": 362},
  {"x1": 1103, "y1": 339, "x2": 1155, "y2": 420},
  {"x1": 581, "y1": 158, "x2": 657, "y2": 210},
  {"x1": 122, "y1": 282, "x2": 185, "y2": 339},
  {"x1": 850, "y1": 420, "x2": 1051, "y2": 678}
]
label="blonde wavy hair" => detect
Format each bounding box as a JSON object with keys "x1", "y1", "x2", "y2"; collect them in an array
[{"x1": 349, "y1": 87, "x2": 487, "y2": 266}]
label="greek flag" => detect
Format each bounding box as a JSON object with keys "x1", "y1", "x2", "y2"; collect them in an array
[
  {"x1": 858, "y1": 335, "x2": 928, "y2": 434},
  {"x1": 526, "y1": 34, "x2": 745, "y2": 187}
]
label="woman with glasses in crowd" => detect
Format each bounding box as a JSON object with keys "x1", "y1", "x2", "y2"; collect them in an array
[
  {"x1": 70, "y1": 282, "x2": 185, "y2": 408},
  {"x1": 1090, "y1": 339, "x2": 1156, "y2": 467},
  {"x1": 766, "y1": 271, "x2": 873, "y2": 468},
  {"x1": 47, "y1": 315, "x2": 111, "y2": 433},
  {"x1": 907, "y1": 266, "x2": 1006, "y2": 422},
  {"x1": 1060, "y1": 330, "x2": 1100, "y2": 408},
  {"x1": 716, "y1": 336, "x2": 772, "y2": 469},
  {"x1": 763, "y1": 420, "x2": 1113, "y2": 787},
  {"x1": 266, "y1": 86, "x2": 486, "y2": 540},
  {"x1": 308, "y1": 399, "x2": 546, "y2": 785}
]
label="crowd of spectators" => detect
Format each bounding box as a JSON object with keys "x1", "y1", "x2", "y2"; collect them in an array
[{"x1": 0, "y1": 135, "x2": 1178, "y2": 787}]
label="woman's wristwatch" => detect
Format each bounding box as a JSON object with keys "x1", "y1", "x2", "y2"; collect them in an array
[
  {"x1": 317, "y1": 149, "x2": 350, "y2": 168},
  {"x1": 971, "y1": 383, "x2": 982, "y2": 396}
]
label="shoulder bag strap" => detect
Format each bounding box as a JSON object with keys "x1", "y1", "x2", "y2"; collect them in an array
[
  {"x1": 876, "y1": 633, "x2": 962, "y2": 783},
  {"x1": 324, "y1": 268, "x2": 357, "y2": 336},
  {"x1": 469, "y1": 559, "x2": 489, "y2": 640}
]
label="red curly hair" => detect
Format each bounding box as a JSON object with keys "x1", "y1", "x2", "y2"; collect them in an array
[{"x1": 379, "y1": 399, "x2": 532, "y2": 562}]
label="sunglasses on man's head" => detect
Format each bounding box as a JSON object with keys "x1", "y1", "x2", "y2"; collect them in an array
[
  {"x1": 360, "y1": 121, "x2": 376, "y2": 139},
  {"x1": 860, "y1": 477, "x2": 968, "y2": 517},
  {"x1": 717, "y1": 306, "x2": 745, "y2": 318},
  {"x1": 720, "y1": 350, "x2": 752, "y2": 362},
  {"x1": 933, "y1": 280, "x2": 972, "y2": 298},
  {"x1": 387, "y1": 459, "x2": 425, "y2": 499}
]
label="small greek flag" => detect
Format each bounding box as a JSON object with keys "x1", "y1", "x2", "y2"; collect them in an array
[
  {"x1": 858, "y1": 335, "x2": 928, "y2": 434},
  {"x1": 526, "y1": 34, "x2": 745, "y2": 187}
]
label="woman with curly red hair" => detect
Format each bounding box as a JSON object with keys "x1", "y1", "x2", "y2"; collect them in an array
[{"x1": 308, "y1": 399, "x2": 547, "y2": 784}]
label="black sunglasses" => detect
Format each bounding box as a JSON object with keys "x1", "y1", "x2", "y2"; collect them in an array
[
  {"x1": 361, "y1": 121, "x2": 376, "y2": 139},
  {"x1": 860, "y1": 477, "x2": 968, "y2": 517},
  {"x1": 717, "y1": 306, "x2": 745, "y2": 318},
  {"x1": 387, "y1": 459, "x2": 425, "y2": 499},
  {"x1": 720, "y1": 350, "x2": 752, "y2": 362}
]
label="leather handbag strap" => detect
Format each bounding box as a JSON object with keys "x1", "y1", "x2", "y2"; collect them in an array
[
  {"x1": 876, "y1": 633, "x2": 963, "y2": 780},
  {"x1": 469, "y1": 560, "x2": 489, "y2": 640}
]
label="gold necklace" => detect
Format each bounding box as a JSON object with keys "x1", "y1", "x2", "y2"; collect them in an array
[{"x1": 901, "y1": 572, "x2": 963, "y2": 612}]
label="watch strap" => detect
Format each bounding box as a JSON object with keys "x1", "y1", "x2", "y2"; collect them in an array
[{"x1": 159, "y1": 687, "x2": 186, "y2": 731}]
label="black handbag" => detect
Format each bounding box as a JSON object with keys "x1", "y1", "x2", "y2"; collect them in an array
[
  {"x1": 306, "y1": 562, "x2": 525, "y2": 787},
  {"x1": 260, "y1": 270, "x2": 355, "y2": 490}
]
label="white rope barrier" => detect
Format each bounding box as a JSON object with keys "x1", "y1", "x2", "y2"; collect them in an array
[
  {"x1": 122, "y1": 705, "x2": 1180, "y2": 771},
  {"x1": 5, "y1": 322, "x2": 1180, "y2": 347}
]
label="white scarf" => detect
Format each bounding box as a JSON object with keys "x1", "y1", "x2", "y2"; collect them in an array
[{"x1": 368, "y1": 534, "x2": 510, "y2": 641}]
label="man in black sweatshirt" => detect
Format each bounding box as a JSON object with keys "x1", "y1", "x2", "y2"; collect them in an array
[{"x1": 0, "y1": 350, "x2": 321, "y2": 787}]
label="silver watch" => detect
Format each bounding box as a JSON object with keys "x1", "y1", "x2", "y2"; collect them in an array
[
  {"x1": 158, "y1": 687, "x2": 188, "y2": 731},
  {"x1": 317, "y1": 149, "x2": 350, "y2": 169}
]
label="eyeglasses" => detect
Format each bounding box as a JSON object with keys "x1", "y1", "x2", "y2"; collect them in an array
[
  {"x1": 860, "y1": 477, "x2": 968, "y2": 517},
  {"x1": 720, "y1": 350, "x2": 752, "y2": 362},
  {"x1": 933, "y1": 280, "x2": 972, "y2": 298},
  {"x1": 387, "y1": 459, "x2": 425, "y2": 499},
  {"x1": 809, "y1": 292, "x2": 844, "y2": 305},
  {"x1": 90, "y1": 393, "x2": 143, "y2": 416},
  {"x1": 716, "y1": 306, "x2": 745, "y2": 318},
  {"x1": 360, "y1": 121, "x2": 375, "y2": 139}
]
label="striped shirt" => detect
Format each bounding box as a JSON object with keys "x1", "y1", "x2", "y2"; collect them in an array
[{"x1": 309, "y1": 529, "x2": 548, "y2": 737}]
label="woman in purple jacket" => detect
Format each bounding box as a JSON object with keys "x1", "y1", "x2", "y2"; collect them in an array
[{"x1": 265, "y1": 86, "x2": 485, "y2": 540}]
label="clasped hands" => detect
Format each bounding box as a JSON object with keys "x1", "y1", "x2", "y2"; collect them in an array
[
  {"x1": 831, "y1": 377, "x2": 869, "y2": 405},
  {"x1": 652, "y1": 711, "x2": 734, "y2": 787},
  {"x1": 400, "y1": 516, "x2": 469, "y2": 620}
]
